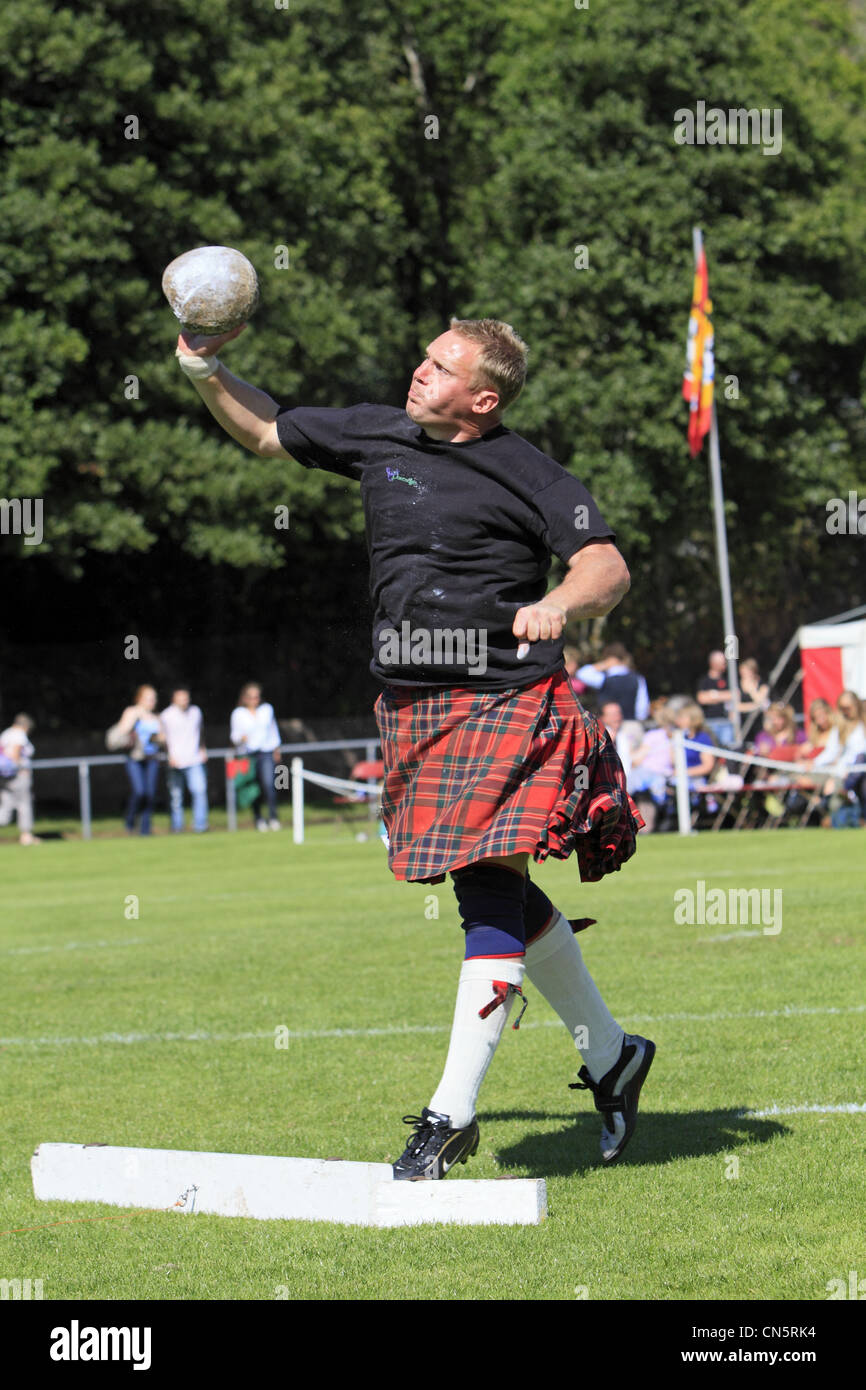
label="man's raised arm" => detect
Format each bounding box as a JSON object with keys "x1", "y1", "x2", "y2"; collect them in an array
[{"x1": 175, "y1": 326, "x2": 291, "y2": 459}]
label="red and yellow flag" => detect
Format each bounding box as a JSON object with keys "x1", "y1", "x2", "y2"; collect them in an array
[{"x1": 682, "y1": 245, "x2": 714, "y2": 456}]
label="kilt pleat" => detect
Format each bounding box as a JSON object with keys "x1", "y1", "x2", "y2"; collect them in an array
[{"x1": 374, "y1": 669, "x2": 644, "y2": 885}]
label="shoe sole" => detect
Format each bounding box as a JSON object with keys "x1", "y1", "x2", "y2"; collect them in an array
[{"x1": 601, "y1": 1039, "x2": 656, "y2": 1166}]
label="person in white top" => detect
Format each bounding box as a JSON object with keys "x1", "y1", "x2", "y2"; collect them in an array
[
  {"x1": 229, "y1": 682, "x2": 282, "y2": 831},
  {"x1": 811, "y1": 691, "x2": 866, "y2": 801},
  {"x1": 0, "y1": 712, "x2": 40, "y2": 845},
  {"x1": 160, "y1": 688, "x2": 209, "y2": 833}
]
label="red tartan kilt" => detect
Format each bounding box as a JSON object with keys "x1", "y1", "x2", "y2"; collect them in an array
[{"x1": 374, "y1": 668, "x2": 644, "y2": 884}]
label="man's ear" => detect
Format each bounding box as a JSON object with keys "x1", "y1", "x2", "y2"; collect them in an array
[{"x1": 473, "y1": 388, "x2": 500, "y2": 416}]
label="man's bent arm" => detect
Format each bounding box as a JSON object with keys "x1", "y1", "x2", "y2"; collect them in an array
[
  {"x1": 513, "y1": 541, "x2": 630, "y2": 646},
  {"x1": 547, "y1": 541, "x2": 630, "y2": 620}
]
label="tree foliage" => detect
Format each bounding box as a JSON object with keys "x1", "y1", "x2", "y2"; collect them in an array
[{"x1": 1, "y1": 0, "x2": 864, "y2": 718}]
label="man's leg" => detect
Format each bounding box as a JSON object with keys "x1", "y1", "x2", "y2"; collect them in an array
[
  {"x1": 187, "y1": 763, "x2": 209, "y2": 832},
  {"x1": 168, "y1": 769, "x2": 185, "y2": 832},
  {"x1": 523, "y1": 869, "x2": 655, "y2": 1164},
  {"x1": 392, "y1": 852, "x2": 528, "y2": 1180}
]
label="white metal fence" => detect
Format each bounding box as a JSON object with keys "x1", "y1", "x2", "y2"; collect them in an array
[{"x1": 27, "y1": 739, "x2": 380, "y2": 839}]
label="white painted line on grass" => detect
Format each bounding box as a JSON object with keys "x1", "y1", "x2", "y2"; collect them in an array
[
  {"x1": 2, "y1": 1002, "x2": 865, "y2": 1049},
  {"x1": 2, "y1": 938, "x2": 146, "y2": 957},
  {"x1": 697, "y1": 930, "x2": 764, "y2": 943},
  {"x1": 740, "y1": 1103, "x2": 866, "y2": 1118}
]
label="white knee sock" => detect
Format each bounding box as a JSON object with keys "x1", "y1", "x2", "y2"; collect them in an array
[
  {"x1": 428, "y1": 956, "x2": 526, "y2": 1128},
  {"x1": 525, "y1": 911, "x2": 624, "y2": 1081}
]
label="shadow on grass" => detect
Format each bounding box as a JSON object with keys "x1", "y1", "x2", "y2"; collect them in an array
[{"x1": 480, "y1": 1107, "x2": 788, "y2": 1175}]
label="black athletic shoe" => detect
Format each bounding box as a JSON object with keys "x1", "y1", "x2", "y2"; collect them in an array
[
  {"x1": 392, "y1": 1107, "x2": 480, "y2": 1180},
  {"x1": 569, "y1": 1033, "x2": 656, "y2": 1165}
]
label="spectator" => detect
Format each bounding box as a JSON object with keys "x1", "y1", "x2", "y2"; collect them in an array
[
  {"x1": 0, "y1": 712, "x2": 40, "y2": 845},
  {"x1": 695, "y1": 650, "x2": 737, "y2": 746},
  {"x1": 812, "y1": 691, "x2": 866, "y2": 803},
  {"x1": 230, "y1": 682, "x2": 282, "y2": 831},
  {"x1": 838, "y1": 692, "x2": 866, "y2": 824},
  {"x1": 114, "y1": 685, "x2": 164, "y2": 836},
  {"x1": 629, "y1": 705, "x2": 676, "y2": 830},
  {"x1": 674, "y1": 702, "x2": 717, "y2": 786},
  {"x1": 749, "y1": 702, "x2": 808, "y2": 816},
  {"x1": 647, "y1": 695, "x2": 670, "y2": 728},
  {"x1": 753, "y1": 702, "x2": 807, "y2": 761},
  {"x1": 738, "y1": 658, "x2": 770, "y2": 714},
  {"x1": 577, "y1": 642, "x2": 650, "y2": 721},
  {"x1": 797, "y1": 699, "x2": 836, "y2": 773},
  {"x1": 160, "y1": 687, "x2": 209, "y2": 834},
  {"x1": 598, "y1": 701, "x2": 643, "y2": 785},
  {"x1": 563, "y1": 645, "x2": 588, "y2": 697}
]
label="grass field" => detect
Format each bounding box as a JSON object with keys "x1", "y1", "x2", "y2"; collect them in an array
[{"x1": 1, "y1": 822, "x2": 864, "y2": 1301}]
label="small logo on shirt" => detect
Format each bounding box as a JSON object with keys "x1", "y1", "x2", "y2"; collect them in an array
[{"x1": 385, "y1": 466, "x2": 420, "y2": 488}]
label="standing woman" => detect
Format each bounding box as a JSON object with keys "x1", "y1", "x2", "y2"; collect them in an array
[
  {"x1": 230, "y1": 682, "x2": 282, "y2": 831},
  {"x1": 114, "y1": 685, "x2": 164, "y2": 835}
]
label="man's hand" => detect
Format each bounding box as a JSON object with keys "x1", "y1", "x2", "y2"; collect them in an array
[
  {"x1": 174, "y1": 326, "x2": 290, "y2": 458},
  {"x1": 513, "y1": 598, "x2": 568, "y2": 658},
  {"x1": 177, "y1": 325, "x2": 246, "y2": 356}
]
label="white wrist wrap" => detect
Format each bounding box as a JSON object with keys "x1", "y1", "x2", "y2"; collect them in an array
[{"x1": 176, "y1": 349, "x2": 220, "y2": 380}]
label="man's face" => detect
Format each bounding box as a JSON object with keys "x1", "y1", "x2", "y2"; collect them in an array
[
  {"x1": 406, "y1": 330, "x2": 498, "y2": 438},
  {"x1": 601, "y1": 703, "x2": 623, "y2": 735},
  {"x1": 708, "y1": 652, "x2": 726, "y2": 676},
  {"x1": 173, "y1": 690, "x2": 190, "y2": 710}
]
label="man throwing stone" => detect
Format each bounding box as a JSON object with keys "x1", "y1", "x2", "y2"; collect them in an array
[{"x1": 175, "y1": 316, "x2": 654, "y2": 1178}]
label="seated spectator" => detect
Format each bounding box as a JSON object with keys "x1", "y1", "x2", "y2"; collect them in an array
[
  {"x1": 0, "y1": 713, "x2": 40, "y2": 845},
  {"x1": 598, "y1": 700, "x2": 623, "y2": 742},
  {"x1": 748, "y1": 703, "x2": 807, "y2": 816},
  {"x1": 674, "y1": 702, "x2": 717, "y2": 785},
  {"x1": 577, "y1": 643, "x2": 650, "y2": 721},
  {"x1": 800, "y1": 699, "x2": 835, "y2": 760},
  {"x1": 647, "y1": 695, "x2": 670, "y2": 729},
  {"x1": 813, "y1": 691, "x2": 866, "y2": 804},
  {"x1": 738, "y1": 658, "x2": 770, "y2": 714},
  {"x1": 696, "y1": 650, "x2": 735, "y2": 746},
  {"x1": 598, "y1": 700, "x2": 644, "y2": 788},
  {"x1": 752, "y1": 703, "x2": 807, "y2": 762},
  {"x1": 629, "y1": 706, "x2": 676, "y2": 829},
  {"x1": 161, "y1": 687, "x2": 209, "y2": 834}
]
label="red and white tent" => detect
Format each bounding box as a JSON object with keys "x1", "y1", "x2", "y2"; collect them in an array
[{"x1": 799, "y1": 620, "x2": 866, "y2": 711}]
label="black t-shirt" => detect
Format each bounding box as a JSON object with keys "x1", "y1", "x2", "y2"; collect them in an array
[
  {"x1": 274, "y1": 402, "x2": 615, "y2": 689},
  {"x1": 697, "y1": 675, "x2": 729, "y2": 696}
]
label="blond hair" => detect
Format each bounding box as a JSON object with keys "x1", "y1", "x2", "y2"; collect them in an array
[
  {"x1": 449, "y1": 317, "x2": 529, "y2": 411},
  {"x1": 836, "y1": 690, "x2": 864, "y2": 743},
  {"x1": 763, "y1": 701, "x2": 797, "y2": 742}
]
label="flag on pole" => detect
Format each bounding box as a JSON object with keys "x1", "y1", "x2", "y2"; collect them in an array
[{"x1": 682, "y1": 242, "x2": 714, "y2": 456}]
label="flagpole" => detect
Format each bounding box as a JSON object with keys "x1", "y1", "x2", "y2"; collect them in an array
[{"x1": 693, "y1": 226, "x2": 742, "y2": 745}]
